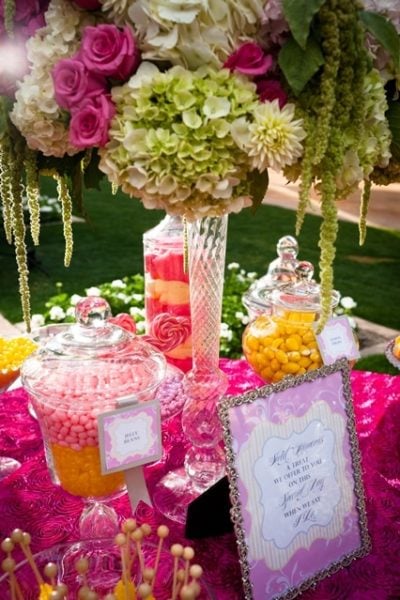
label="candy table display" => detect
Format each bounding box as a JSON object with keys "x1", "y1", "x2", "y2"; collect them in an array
[
  {"x1": 144, "y1": 215, "x2": 192, "y2": 373},
  {"x1": 21, "y1": 296, "x2": 167, "y2": 538}
]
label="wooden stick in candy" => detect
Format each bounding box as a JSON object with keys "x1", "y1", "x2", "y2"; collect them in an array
[
  {"x1": 170, "y1": 544, "x2": 184, "y2": 600},
  {"x1": 137, "y1": 582, "x2": 155, "y2": 599},
  {"x1": 182, "y1": 547, "x2": 195, "y2": 587},
  {"x1": 44, "y1": 563, "x2": 57, "y2": 588},
  {"x1": 151, "y1": 525, "x2": 169, "y2": 591},
  {"x1": 11, "y1": 530, "x2": 44, "y2": 587},
  {"x1": 114, "y1": 532, "x2": 136, "y2": 600},
  {"x1": 131, "y1": 528, "x2": 145, "y2": 580},
  {"x1": 122, "y1": 518, "x2": 137, "y2": 571},
  {"x1": 1, "y1": 555, "x2": 18, "y2": 600}
]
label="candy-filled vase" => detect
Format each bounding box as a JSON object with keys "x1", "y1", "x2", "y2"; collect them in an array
[
  {"x1": 143, "y1": 215, "x2": 192, "y2": 372},
  {"x1": 153, "y1": 215, "x2": 228, "y2": 523}
]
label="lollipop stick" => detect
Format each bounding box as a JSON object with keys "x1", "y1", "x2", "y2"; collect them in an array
[
  {"x1": 151, "y1": 525, "x2": 169, "y2": 591},
  {"x1": 18, "y1": 533, "x2": 43, "y2": 586}
]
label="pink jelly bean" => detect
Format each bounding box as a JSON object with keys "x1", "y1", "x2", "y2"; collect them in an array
[
  {"x1": 71, "y1": 424, "x2": 84, "y2": 433},
  {"x1": 71, "y1": 443, "x2": 81, "y2": 451}
]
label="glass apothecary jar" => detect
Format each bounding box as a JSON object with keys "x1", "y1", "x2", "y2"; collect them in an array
[
  {"x1": 242, "y1": 235, "x2": 300, "y2": 321},
  {"x1": 243, "y1": 262, "x2": 340, "y2": 383},
  {"x1": 21, "y1": 297, "x2": 167, "y2": 499}
]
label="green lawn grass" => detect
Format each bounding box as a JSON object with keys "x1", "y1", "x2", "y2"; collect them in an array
[{"x1": 1, "y1": 180, "x2": 400, "y2": 335}]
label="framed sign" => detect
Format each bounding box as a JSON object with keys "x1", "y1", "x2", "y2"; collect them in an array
[{"x1": 218, "y1": 359, "x2": 370, "y2": 600}]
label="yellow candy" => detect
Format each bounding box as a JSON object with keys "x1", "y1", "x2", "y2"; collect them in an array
[
  {"x1": 275, "y1": 350, "x2": 289, "y2": 364},
  {"x1": 285, "y1": 336, "x2": 300, "y2": 351},
  {"x1": 282, "y1": 362, "x2": 300, "y2": 374},
  {"x1": 51, "y1": 444, "x2": 124, "y2": 497}
]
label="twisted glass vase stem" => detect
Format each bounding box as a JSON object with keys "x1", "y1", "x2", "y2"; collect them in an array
[{"x1": 181, "y1": 215, "x2": 228, "y2": 491}]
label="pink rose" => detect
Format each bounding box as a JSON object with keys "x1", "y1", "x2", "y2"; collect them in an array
[
  {"x1": 81, "y1": 24, "x2": 140, "y2": 81},
  {"x1": 52, "y1": 57, "x2": 107, "y2": 111},
  {"x1": 108, "y1": 313, "x2": 137, "y2": 334},
  {"x1": 72, "y1": 0, "x2": 102, "y2": 8},
  {"x1": 144, "y1": 314, "x2": 191, "y2": 353},
  {"x1": 69, "y1": 95, "x2": 115, "y2": 149},
  {"x1": 256, "y1": 78, "x2": 287, "y2": 107},
  {"x1": 224, "y1": 42, "x2": 273, "y2": 76}
]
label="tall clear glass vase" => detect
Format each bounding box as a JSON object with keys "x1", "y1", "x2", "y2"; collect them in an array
[{"x1": 153, "y1": 215, "x2": 229, "y2": 524}]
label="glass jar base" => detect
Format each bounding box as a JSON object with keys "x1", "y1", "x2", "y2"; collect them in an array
[
  {"x1": 0, "y1": 456, "x2": 21, "y2": 481},
  {"x1": 152, "y1": 462, "x2": 225, "y2": 525}
]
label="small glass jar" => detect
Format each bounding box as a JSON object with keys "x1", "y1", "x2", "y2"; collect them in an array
[
  {"x1": 243, "y1": 262, "x2": 340, "y2": 383},
  {"x1": 143, "y1": 215, "x2": 192, "y2": 372},
  {"x1": 21, "y1": 297, "x2": 166, "y2": 499},
  {"x1": 242, "y1": 235, "x2": 300, "y2": 320}
]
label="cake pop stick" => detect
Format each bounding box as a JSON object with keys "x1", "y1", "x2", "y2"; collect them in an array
[
  {"x1": 151, "y1": 525, "x2": 169, "y2": 591},
  {"x1": 170, "y1": 544, "x2": 184, "y2": 600},
  {"x1": 1, "y1": 556, "x2": 18, "y2": 600},
  {"x1": 182, "y1": 547, "x2": 195, "y2": 587},
  {"x1": 131, "y1": 529, "x2": 145, "y2": 581},
  {"x1": 11, "y1": 531, "x2": 44, "y2": 588},
  {"x1": 137, "y1": 582, "x2": 155, "y2": 599},
  {"x1": 179, "y1": 584, "x2": 197, "y2": 600},
  {"x1": 122, "y1": 519, "x2": 137, "y2": 571},
  {"x1": 114, "y1": 533, "x2": 132, "y2": 600},
  {"x1": 44, "y1": 563, "x2": 57, "y2": 588}
]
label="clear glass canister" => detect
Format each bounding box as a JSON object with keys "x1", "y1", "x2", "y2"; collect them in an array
[
  {"x1": 143, "y1": 214, "x2": 192, "y2": 372},
  {"x1": 21, "y1": 297, "x2": 166, "y2": 498},
  {"x1": 243, "y1": 262, "x2": 340, "y2": 383},
  {"x1": 242, "y1": 235, "x2": 300, "y2": 320}
]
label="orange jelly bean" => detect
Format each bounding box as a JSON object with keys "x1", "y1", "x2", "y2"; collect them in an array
[{"x1": 51, "y1": 443, "x2": 124, "y2": 498}]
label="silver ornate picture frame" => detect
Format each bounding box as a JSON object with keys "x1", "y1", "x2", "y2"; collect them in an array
[{"x1": 218, "y1": 359, "x2": 371, "y2": 600}]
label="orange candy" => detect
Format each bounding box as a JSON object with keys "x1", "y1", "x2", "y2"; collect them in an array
[{"x1": 51, "y1": 443, "x2": 124, "y2": 498}]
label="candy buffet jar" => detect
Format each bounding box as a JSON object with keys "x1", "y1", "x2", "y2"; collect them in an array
[
  {"x1": 21, "y1": 297, "x2": 166, "y2": 500},
  {"x1": 243, "y1": 263, "x2": 340, "y2": 383},
  {"x1": 143, "y1": 215, "x2": 192, "y2": 372}
]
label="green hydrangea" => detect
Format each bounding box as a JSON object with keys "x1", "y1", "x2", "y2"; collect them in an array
[{"x1": 99, "y1": 63, "x2": 259, "y2": 220}]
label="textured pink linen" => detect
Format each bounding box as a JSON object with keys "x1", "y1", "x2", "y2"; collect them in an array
[{"x1": 0, "y1": 360, "x2": 399, "y2": 599}]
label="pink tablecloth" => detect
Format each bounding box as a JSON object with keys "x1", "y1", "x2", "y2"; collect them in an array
[{"x1": 0, "y1": 360, "x2": 400, "y2": 599}]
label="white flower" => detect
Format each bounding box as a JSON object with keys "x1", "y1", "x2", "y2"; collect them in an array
[
  {"x1": 247, "y1": 272, "x2": 258, "y2": 279},
  {"x1": 116, "y1": 292, "x2": 130, "y2": 302},
  {"x1": 340, "y1": 296, "x2": 357, "y2": 310},
  {"x1": 132, "y1": 294, "x2": 144, "y2": 302},
  {"x1": 245, "y1": 101, "x2": 306, "y2": 172},
  {"x1": 111, "y1": 279, "x2": 126, "y2": 289},
  {"x1": 235, "y1": 311, "x2": 245, "y2": 320},
  {"x1": 227, "y1": 262, "x2": 240, "y2": 270},
  {"x1": 220, "y1": 322, "x2": 233, "y2": 341},
  {"x1": 130, "y1": 306, "x2": 145, "y2": 317},
  {"x1": 49, "y1": 306, "x2": 66, "y2": 321},
  {"x1": 136, "y1": 320, "x2": 146, "y2": 333},
  {"x1": 70, "y1": 294, "x2": 82, "y2": 306},
  {"x1": 241, "y1": 315, "x2": 250, "y2": 325},
  {"x1": 30, "y1": 314, "x2": 45, "y2": 329},
  {"x1": 86, "y1": 287, "x2": 101, "y2": 297},
  {"x1": 66, "y1": 307, "x2": 76, "y2": 317}
]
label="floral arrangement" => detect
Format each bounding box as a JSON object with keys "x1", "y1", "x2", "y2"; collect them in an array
[
  {"x1": 31, "y1": 264, "x2": 357, "y2": 359},
  {"x1": 0, "y1": 0, "x2": 399, "y2": 331}
]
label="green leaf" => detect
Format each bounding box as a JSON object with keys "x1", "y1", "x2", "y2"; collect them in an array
[
  {"x1": 283, "y1": 0, "x2": 325, "y2": 49},
  {"x1": 387, "y1": 100, "x2": 400, "y2": 160},
  {"x1": 248, "y1": 169, "x2": 269, "y2": 213},
  {"x1": 360, "y1": 11, "x2": 400, "y2": 71},
  {"x1": 278, "y1": 35, "x2": 324, "y2": 96}
]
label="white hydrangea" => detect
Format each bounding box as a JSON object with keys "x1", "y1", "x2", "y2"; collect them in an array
[
  {"x1": 66, "y1": 306, "x2": 76, "y2": 317},
  {"x1": 340, "y1": 296, "x2": 357, "y2": 310},
  {"x1": 49, "y1": 305, "x2": 66, "y2": 321},
  {"x1": 101, "y1": 0, "x2": 131, "y2": 24},
  {"x1": 31, "y1": 314, "x2": 45, "y2": 329},
  {"x1": 135, "y1": 320, "x2": 146, "y2": 333},
  {"x1": 111, "y1": 279, "x2": 126, "y2": 289},
  {"x1": 220, "y1": 322, "x2": 233, "y2": 341},
  {"x1": 11, "y1": 0, "x2": 96, "y2": 157},
  {"x1": 130, "y1": 306, "x2": 145, "y2": 317},
  {"x1": 70, "y1": 294, "x2": 82, "y2": 305},
  {"x1": 86, "y1": 286, "x2": 101, "y2": 296},
  {"x1": 126, "y1": 0, "x2": 266, "y2": 68}
]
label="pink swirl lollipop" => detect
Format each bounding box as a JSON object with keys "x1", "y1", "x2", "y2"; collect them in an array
[
  {"x1": 108, "y1": 313, "x2": 137, "y2": 334},
  {"x1": 144, "y1": 313, "x2": 191, "y2": 352}
]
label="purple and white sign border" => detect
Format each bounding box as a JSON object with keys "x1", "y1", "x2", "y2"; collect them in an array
[{"x1": 218, "y1": 359, "x2": 370, "y2": 600}]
